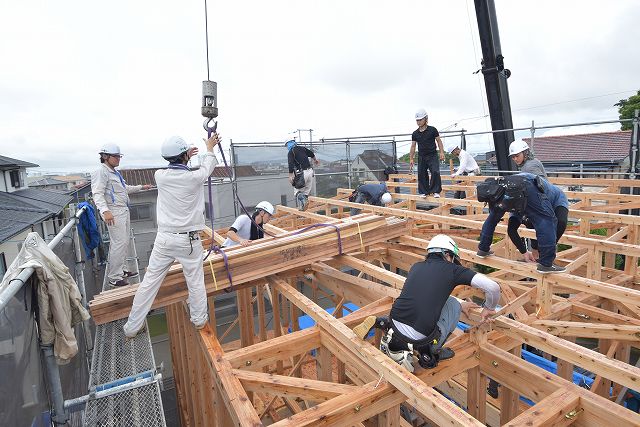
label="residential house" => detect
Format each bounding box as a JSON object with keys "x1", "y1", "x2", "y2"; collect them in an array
[
  {"x1": 27, "y1": 176, "x2": 69, "y2": 191},
  {"x1": 350, "y1": 149, "x2": 396, "y2": 183},
  {"x1": 523, "y1": 131, "x2": 631, "y2": 175},
  {"x1": 0, "y1": 155, "x2": 73, "y2": 278}
]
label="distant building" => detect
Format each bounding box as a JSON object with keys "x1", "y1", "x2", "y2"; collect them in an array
[
  {"x1": 27, "y1": 176, "x2": 69, "y2": 191},
  {"x1": 482, "y1": 130, "x2": 631, "y2": 175},
  {"x1": 523, "y1": 131, "x2": 631, "y2": 174},
  {"x1": 350, "y1": 150, "x2": 396, "y2": 182},
  {"x1": 0, "y1": 155, "x2": 72, "y2": 278}
]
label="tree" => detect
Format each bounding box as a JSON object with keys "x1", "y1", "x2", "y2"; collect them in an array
[{"x1": 614, "y1": 90, "x2": 640, "y2": 131}]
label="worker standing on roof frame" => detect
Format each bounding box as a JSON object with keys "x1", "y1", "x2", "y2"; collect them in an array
[
  {"x1": 91, "y1": 144, "x2": 153, "y2": 287},
  {"x1": 286, "y1": 137, "x2": 319, "y2": 211},
  {"x1": 123, "y1": 133, "x2": 220, "y2": 339},
  {"x1": 409, "y1": 109, "x2": 445, "y2": 198}
]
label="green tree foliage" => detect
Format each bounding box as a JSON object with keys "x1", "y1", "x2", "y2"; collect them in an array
[
  {"x1": 614, "y1": 90, "x2": 640, "y2": 131},
  {"x1": 399, "y1": 150, "x2": 457, "y2": 165}
]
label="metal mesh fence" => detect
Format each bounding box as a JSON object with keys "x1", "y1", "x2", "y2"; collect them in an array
[
  {"x1": 83, "y1": 382, "x2": 165, "y2": 427},
  {"x1": 229, "y1": 140, "x2": 396, "y2": 210}
]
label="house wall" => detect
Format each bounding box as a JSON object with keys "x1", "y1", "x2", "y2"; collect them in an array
[
  {"x1": 0, "y1": 224, "x2": 46, "y2": 276},
  {"x1": 0, "y1": 168, "x2": 28, "y2": 193}
]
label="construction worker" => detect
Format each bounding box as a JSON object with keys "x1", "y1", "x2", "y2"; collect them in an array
[
  {"x1": 477, "y1": 173, "x2": 567, "y2": 274},
  {"x1": 353, "y1": 235, "x2": 500, "y2": 371},
  {"x1": 349, "y1": 183, "x2": 393, "y2": 216},
  {"x1": 409, "y1": 109, "x2": 445, "y2": 198},
  {"x1": 91, "y1": 144, "x2": 153, "y2": 287},
  {"x1": 448, "y1": 144, "x2": 480, "y2": 199},
  {"x1": 286, "y1": 138, "x2": 319, "y2": 211},
  {"x1": 507, "y1": 173, "x2": 569, "y2": 263},
  {"x1": 509, "y1": 139, "x2": 547, "y2": 178},
  {"x1": 123, "y1": 133, "x2": 220, "y2": 338},
  {"x1": 222, "y1": 201, "x2": 275, "y2": 247}
]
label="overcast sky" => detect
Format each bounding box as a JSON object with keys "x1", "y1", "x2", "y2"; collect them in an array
[{"x1": 1, "y1": 1, "x2": 638, "y2": 174}]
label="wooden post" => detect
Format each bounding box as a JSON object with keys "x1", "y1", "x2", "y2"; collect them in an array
[
  {"x1": 500, "y1": 346, "x2": 522, "y2": 424},
  {"x1": 467, "y1": 366, "x2": 487, "y2": 423}
]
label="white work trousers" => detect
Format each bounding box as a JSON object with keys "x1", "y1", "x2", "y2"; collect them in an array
[
  {"x1": 293, "y1": 168, "x2": 315, "y2": 198},
  {"x1": 123, "y1": 231, "x2": 207, "y2": 336},
  {"x1": 106, "y1": 209, "x2": 131, "y2": 282}
]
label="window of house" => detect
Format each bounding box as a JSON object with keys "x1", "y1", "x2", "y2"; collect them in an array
[
  {"x1": 129, "y1": 204, "x2": 152, "y2": 221},
  {"x1": 9, "y1": 170, "x2": 23, "y2": 188},
  {"x1": 0, "y1": 253, "x2": 6, "y2": 280}
]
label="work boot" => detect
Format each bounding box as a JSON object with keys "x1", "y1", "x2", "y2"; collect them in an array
[
  {"x1": 476, "y1": 249, "x2": 494, "y2": 258},
  {"x1": 487, "y1": 379, "x2": 500, "y2": 399},
  {"x1": 435, "y1": 347, "x2": 455, "y2": 360},
  {"x1": 536, "y1": 263, "x2": 566, "y2": 274},
  {"x1": 109, "y1": 279, "x2": 129, "y2": 287},
  {"x1": 123, "y1": 271, "x2": 139, "y2": 278}
]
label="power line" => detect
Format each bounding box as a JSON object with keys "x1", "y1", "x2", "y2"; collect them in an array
[{"x1": 514, "y1": 90, "x2": 637, "y2": 112}]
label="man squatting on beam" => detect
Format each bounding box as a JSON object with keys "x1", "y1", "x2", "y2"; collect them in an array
[
  {"x1": 123, "y1": 133, "x2": 220, "y2": 338},
  {"x1": 354, "y1": 234, "x2": 500, "y2": 371}
]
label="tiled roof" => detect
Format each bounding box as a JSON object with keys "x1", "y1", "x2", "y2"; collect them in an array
[
  {"x1": 523, "y1": 131, "x2": 631, "y2": 163},
  {"x1": 0, "y1": 189, "x2": 72, "y2": 243},
  {"x1": 211, "y1": 165, "x2": 260, "y2": 178},
  {"x1": 120, "y1": 168, "x2": 159, "y2": 186},
  {"x1": 0, "y1": 155, "x2": 39, "y2": 169},
  {"x1": 28, "y1": 177, "x2": 68, "y2": 186},
  {"x1": 355, "y1": 150, "x2": 395, "y2": 171}
]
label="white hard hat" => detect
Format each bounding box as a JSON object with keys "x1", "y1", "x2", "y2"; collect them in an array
[
  {"x1": 161, "y1": 136, "x2": 190, "y2": 159},
  {"x1": 255, "y1": 201, "x2": 275, "y2": 215},
  {"x1": 509, "y1": 139, "x2": 530, "y2": 156},
  {"x1": 415, "y1": 108, "x2": 428, "y2": 120},
  {"x1": 447, "y1": 144, "x2": 460, "y2": 154},
  {"x1": 426, "y1": 234, "x2": 460, "y2": 263},
  {"x1": 99, "y1": 143, "x2": 121, "y2": 156},
  {"x1": 380, "y1": 192, "x2": 393, "y2": 205}
]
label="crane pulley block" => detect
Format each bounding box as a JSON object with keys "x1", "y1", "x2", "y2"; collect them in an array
[{"x1": 201, "y1": 80, "x2": 218, "y2": 119}]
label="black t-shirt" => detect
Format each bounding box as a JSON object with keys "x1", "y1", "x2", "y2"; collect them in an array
[
  {"x1": 287, "y1": 146, "x2": 315, "y2": 173},
  {"x1": 390, "y1": 256, "x2": 476, "y2": 337},
  {"x1": 412, "y1": 125, "x2": 440, "y2": 156}
]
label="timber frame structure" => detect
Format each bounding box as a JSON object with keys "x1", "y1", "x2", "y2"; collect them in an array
[{"x1": 90, "y1": 174, "x2": 640, "y2": 426}]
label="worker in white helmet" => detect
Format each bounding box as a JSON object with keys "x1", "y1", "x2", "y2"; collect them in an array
[
  {"x1": 409, "y1": 109, "x2": 445, "y2": 198},
  {"x1": 448, "y1": 144, "x2": 480, "y2": 200},
  {"x1": 223, "y1": 201, "x2": 275, "y2": 247},
  {"x1": 349, "y1": 183, "x2": 393, "y2": 216},
  {"x1": 123, "y1": 133, "x2": 220, "y2": 338},
  {"x1": 91, "y1": 143, "x2": 153, "y2": 287},
  {"x1": 353, "y1": 234, "x2": 500, "y2": 371},
  {"x1": 509, "y1": 139, "x2": 547, "y2": 178}
]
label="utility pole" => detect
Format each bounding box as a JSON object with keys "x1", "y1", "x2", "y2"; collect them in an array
[
  {"x1": 295, "y1": 129, "x2": 314, "y2": 148},
  {"x1": 474, "y1": 0, "x2": 515, "y2": 173}
]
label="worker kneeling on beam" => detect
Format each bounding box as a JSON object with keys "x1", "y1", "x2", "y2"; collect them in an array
[
  {"x1": 222, "y1": 201, "x2": 275, "y2": 247},
  {"x1": 353, "y1": 235, "x2": 500, "y2": 371},
  {"x1": 123, "y1": 133, "x2": 220, "y2": 339},
  {"x1": 349, "y1": 182, "x2": 393, "y2": 216}
]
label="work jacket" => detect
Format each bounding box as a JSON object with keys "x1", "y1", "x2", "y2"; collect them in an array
[{"x1": 91, "y1": 163, "x2": 142, "y2": 214}]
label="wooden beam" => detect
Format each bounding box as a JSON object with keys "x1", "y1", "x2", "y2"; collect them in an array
[
  {"x1": 504, "y1": 388, "x2": 580, "y2": 427},
  {"x1": 270, "y1": 276, "x2": 485, "y2": 426},
  {"x1": 494, "y1": 316, "x2": 640, "y2": 392}
]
